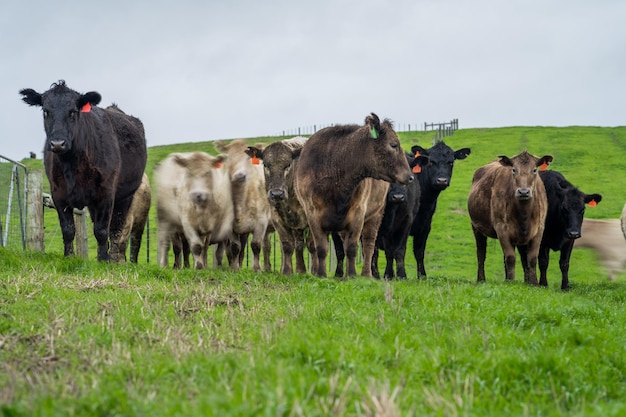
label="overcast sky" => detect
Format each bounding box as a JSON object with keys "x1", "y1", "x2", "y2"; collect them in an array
[{"x1": 1, "y1": 0, "x2": 624, "y2": 162}]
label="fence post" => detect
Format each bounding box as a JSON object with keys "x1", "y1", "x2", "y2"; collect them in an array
[
  {"x1": 26, "y1": 170, "x2": 44, "y2": 251},
  {"x1": 74, "y1": 208, "x2": 88, "y2": 259}
]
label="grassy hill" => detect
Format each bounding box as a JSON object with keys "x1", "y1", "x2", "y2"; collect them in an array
[{"x1": 3, "y1": 125, "x2": 626, "y2": 416}]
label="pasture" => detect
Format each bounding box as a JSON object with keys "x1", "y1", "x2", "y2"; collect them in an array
[{"x1": 2, "y1": 125, "x2": 626, "y2": 416}]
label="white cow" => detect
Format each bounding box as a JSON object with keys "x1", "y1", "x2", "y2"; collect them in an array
[
  {"x1": 215, "y1": 140, "x2": 272, "y2": 271},
  {"x1": 155, "y1": 152, "x2": 235, "y2": 270},
  {"x1": 574, "y1": 217, "x2": 626, "y2": 280}
]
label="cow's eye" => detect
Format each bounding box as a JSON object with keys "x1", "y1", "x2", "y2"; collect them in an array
[
  {"x1": 43, "y1": 109, "x2": 49, "y2": 118},
  {"x1": 532, "y1": 168, "x2": 537, "y2": 174},
  {"x1": 69, "y1": 110, "x2": 77, "y2": 118},
  {"x1": 512, "y1": 168, "x2": 517, "y2": 175},
  {"x1": 390, "y1": 142, "x2": 398, "y2": 149}
]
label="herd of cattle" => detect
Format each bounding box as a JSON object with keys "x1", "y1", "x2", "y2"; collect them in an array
[{"x1": 20, "y1": 81, "x2": 625, "y2": 289}]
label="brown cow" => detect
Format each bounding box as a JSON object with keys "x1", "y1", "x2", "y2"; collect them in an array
[
  {"x1": 155, "y1": 152, "x2": 235, "y2": 270},
  {"x1": 109, "y1": 173, "x2": 151, "y2": 263},
  {"x1": 215, "y1": 139, "x2": 272, "y2": 271},
  {"x1": 294, "y1": 113, "x2": 413, "y2": 277},
  {"x1": 574, "y1": 218, "x2": 626, "y2": 281},
  {"x1": 467, "y1": 150, "x2": 553, "y2": 284}
]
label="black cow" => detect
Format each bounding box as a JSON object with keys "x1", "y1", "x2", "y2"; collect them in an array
[
  {"x1": 20, "y1": 80, "x2": 147, "y2": 261},
  {"x1": 410, "y1": 141, "x2": 471, "y2": 278},
  {"x1": 372, "y1": 153, "x2": 429, "y2": 279},
  {"x1": 538, "y1": 170, "x2": 602, "y2": 290}
]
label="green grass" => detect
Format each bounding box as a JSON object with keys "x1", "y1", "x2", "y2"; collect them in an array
[{"x1": 2, "y1": 126, "x2": 626, "y2": 416}]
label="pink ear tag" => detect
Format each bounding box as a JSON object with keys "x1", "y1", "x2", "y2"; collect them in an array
[{"x1": 81, "y1": 102, "x2": 92, "y2": 113}]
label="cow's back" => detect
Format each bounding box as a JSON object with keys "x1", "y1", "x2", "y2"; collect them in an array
[{"x1": 574, "y1": 218, "x2": 626, "y2": 280}]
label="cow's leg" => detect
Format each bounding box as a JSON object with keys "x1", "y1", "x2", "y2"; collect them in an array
[
  {"x1": 359, "y1": 223, "x2": 379, "y2": 278},
  {"x1": 412, "y1": 226, "x2": 431, "y2": 278},
  {"x1": 559, "y1": 240, "x2": 574, "y2": 290},
  {"x1": 394, "y1": 242, "x2": 408, "y2": 279},
  {"x1": 305, "y1": 231, "x2": 318, "y2": 275},
  {"x1": 371, "y1": 247, "x2": 380, "y2": 279},
  {"x1": 250, "y1": 228, "x2": 266, "y2": 272},
  {"x1": 538, "y1": 244, "x2": 550, "y2": 287},
  {"x1": 129, "y1": 219, "x2": 146, "y2": 263},
  {"x1": 227, "y1": 237, "x2": 242, "y2": 271},
  {"x1": 518, "y1": 245, "x2": 530, "y2": 283},
  {"x1": 172, "y1": 233, "x2": 183, "y2": 269},
  {"x1": 262, "y1": 230, "x2": 272, "y2": 272},
  {"x1": 273, "y1": 220, "x2": 294, "y2": 274},
  {"x1": 157, "y1": 223, "x2": 172, "y2": 268},
  {"x1": 108, "y1": 196, "x2": 133, "y2": 263},
  {"x1": 472, "y1": 226, "x2": 488, "y2": 282},
  {"x1": 331, "y1": 232, "x2": 344, "y2": 278},
  {"x1": 181, "y1": 221, "x2": 205, "y2": 270},
  {"x1": 56, "y1": 201, "x2": 76, "y2": 257},
  {"x1": 383, "y1": 249, "x2": 395, "y2": 279},
  {"x1": 90, "y1": 199, "x2": 116, "y2": 262},
  {"x1": 523, "y1": 239, "x2": 540, "y2": 286},
  {"x1": 308, "y1": 224, "x2": 328, "y2": 277}
]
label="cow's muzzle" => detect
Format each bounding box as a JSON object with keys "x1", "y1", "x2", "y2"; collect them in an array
[
  {"x1": 390, "y1": 193, "x2": 406, "y2": 204},
  {"x1": 268, "y1": 189, "x2": 286, "y2": 201},
  {"x1": 48, "y1": 139, "x2": 67, "y2": 153},
  {"x1": 515, "y1": 188, "x2": 532, "y2": 200}
]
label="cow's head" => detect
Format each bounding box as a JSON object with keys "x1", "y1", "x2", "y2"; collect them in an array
[
  {"x1": 20, "y1": 80, "x2": 101, "y2": 155},
  {"x1": 172, "y1": 152, "x2": 227, "y2": 207},
  {"x1": 387, "y1": 153, "x2": 429, "y2": 204},
  {"x1": 498, "y1": 150, "x2": 553, "y2": 201},
  {"x1": 411, "y1": 141, "x2": 471, "y2": 191},
  {"x1": 365, "y1": 113, "x2": 413, "y2": 185},
  {"x1": 248, "y1": 137, "x2": 305, "y2": 202}
]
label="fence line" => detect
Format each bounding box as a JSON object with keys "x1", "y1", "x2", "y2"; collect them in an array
[
  {"x1": 275, "y1": 122, "x2": 425, "y2": 137},
  {"x1": 424, "y1": 118, "x2": 458, "y2": 141}
]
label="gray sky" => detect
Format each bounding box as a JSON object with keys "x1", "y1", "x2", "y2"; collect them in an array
[{"x1": 2, "y1": 0, "x2": 624, "y2": 162}]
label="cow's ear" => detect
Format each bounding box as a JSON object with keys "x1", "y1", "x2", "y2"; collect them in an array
[
  {"x1": 246, "y1": 146, "x2": 262, "y2": 160},
  {"x1": 171, "y1": 153, "x2": 189, "y2": 168},
  {"x1": 411, "y1": 145, "x2": 428, "y2": 156},
  {"x1": 410, "y1": 155, "x2": 430, "y2": 173},
  {"x1": 365, "y1": 112, "x2": 381, "y2": 139},
  {"x1": 498, "y1": 155, "x2": 513, "y2": 167},
  {"x1": 77, "y1": 91, "x2": 101, "y2": 111},
  {"x1": 19, "y1": 88, "x2": 42, "y2": 107},
  {"x1": 213, "y1": 154, "x2": 227, "y2": 168},
  {"x1": 537, "y1": 155, "x2": 553, "y2": 168},
  {"x1": 585, "y1": 193, "x2": 602, "y2": 205},
  {"x1": 454, "y1": 148, "x2": 471, "y2": 160}
]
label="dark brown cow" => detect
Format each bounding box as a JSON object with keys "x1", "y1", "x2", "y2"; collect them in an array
[
  {"x1": 467, "y1": 150, "x2": 553, "y2": 284},
  {"x1": 20, "y1": 80, "x2": 147, "y2": 261},
  {"x1": 294, "y1": 113, "x2": 413, "y2": 277}
]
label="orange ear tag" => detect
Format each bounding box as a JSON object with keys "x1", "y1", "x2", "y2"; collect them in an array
[
  {"x1": 251, "y1": 156, "x2": 260, "y2": 165},
  {"x1": 81, "y1": 102, "x2": 91, "y2": 113},
  {"x1": 213, "y1": 161, "x2": 223, "y2": 169},
  {"x1": 539, "y1": 162, "x2": 548, "y2": 171},
  {"x1": 412, "y1": 165, "x2": 421, "y2": 174},
  {"x1": 588, "y1": 199, "x2": 597, "y2": 207},
  {"x1": 414, "y1": 151, "x2": 421, "y2": 157}
]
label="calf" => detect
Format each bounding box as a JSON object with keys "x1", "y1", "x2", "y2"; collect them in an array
[
  {"x1": 372, "y1": 153, "x2": 428, "y2": 279},
  {"x1": 410, "y1": 141, "x2": 471, "y2": 278},
  {"x1": 216, "y1": 139, "x2": 273, "y2": 271},
  {"x1": 294, "y1": 113, "x2": 413, "y2": 277},
  {"x1": 574, "y1": 218, "x2": 626, "y2": 281},
  {"x1": 468, "y1": 150, "x2": 553, "y2": 284},
  {"x1": 247, "y1": 136, "x2": 318, "y2": 275},
  {"x1": 538, "y1": 170, "x2": 602, "y2": 289},
  {"x1": 155, "y1": 152, "x2": 235, "y2": 270}
]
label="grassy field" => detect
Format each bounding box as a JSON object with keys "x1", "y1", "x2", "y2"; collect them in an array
[{"x1": 2, "y1": 125, "x2": 626, "y2": 416}]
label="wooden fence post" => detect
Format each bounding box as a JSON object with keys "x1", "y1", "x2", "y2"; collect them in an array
[
  {"x1": 74, "y1": 208, "x2": 89, "y2": 259},
  {"x1": 26, "y1": 170, "x2": 44, "y2": 251}
]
